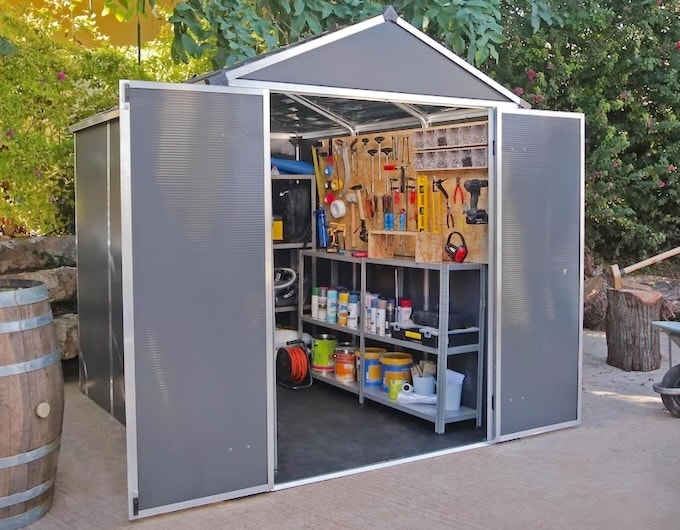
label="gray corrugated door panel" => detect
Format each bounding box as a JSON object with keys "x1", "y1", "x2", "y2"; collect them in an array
[
  {"x1": 74, "y1": 121, "x2": 114, "y2": 416},
  {"x1": 496, "y1": 109, "x2": 584, "y2": 439},
  {"x1": 120, "y1": 81, "x2": 273, "y2": 518}
]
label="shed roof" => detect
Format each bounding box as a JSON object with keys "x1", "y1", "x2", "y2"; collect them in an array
[{"x1": 193, "y1": 6, "x2": 526, "y2": 137}]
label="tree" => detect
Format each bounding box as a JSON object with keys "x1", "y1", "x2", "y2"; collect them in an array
[
  {"x1": 114, "y1": 1, "x2": 555, "y2": 69},
  {"x1": 488, "y1": 0, "x2": 680, "y2": 261}
]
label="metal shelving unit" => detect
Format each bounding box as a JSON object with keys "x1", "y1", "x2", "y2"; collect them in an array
[{"x1": 298, "y1": 249, "x2": 486, "y2": 434}]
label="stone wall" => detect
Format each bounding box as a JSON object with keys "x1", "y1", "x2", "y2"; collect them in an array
[{"x1": 0, "y1": 236, "x2": 79, "y2": 359}]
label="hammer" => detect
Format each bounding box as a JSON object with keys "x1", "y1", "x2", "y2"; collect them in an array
[{"x1": 350, "y1": 184, "x2": 369, "y2": 243}]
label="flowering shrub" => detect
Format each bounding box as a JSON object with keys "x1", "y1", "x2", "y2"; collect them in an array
[{"x1": 488, "y1": 0, "x2": 680, "y2": 261}]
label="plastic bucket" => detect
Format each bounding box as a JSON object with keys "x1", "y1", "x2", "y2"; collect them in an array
[
  {"x1": 0, "y1": 280, "x2": 64, "y2": 529},
  {"x1": 311, "y1": 334, "x2": 337, "y2": 372},
  {"x1": 380, "y1": 352, "x2": 412, "y2": 392},
  {"x1": 445, "y1": 383, "x2": 463, "y2": 410},
  {"x1": 360, "y1": 347, "x2": 386, "y2": 387},
  {"x1": 334, "y1": 343, "x2": 356, "y2": 383}
]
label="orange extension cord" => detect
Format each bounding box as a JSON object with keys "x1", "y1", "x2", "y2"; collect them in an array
[{"x1": 282, "y1": 345, "x2": 310, "y2": 384}]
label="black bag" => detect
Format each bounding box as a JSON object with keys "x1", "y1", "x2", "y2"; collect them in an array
[{"x1": 272, "y1": 179, "x2": 312, "y2": 243}]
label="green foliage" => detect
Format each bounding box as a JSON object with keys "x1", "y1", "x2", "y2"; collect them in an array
[
  {"x1": 0, "y1": 1, "x2": 150, "y2": 235},
  {"x1": 163, "y1": 0, "x2": 557, "y2": 69},
  {"x1": 487, "y1": 0, "x2": 680, "y2": 262}
]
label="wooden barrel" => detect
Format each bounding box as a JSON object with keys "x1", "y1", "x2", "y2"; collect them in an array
[{"x1": 0, "y1": 280, "x2": 63, "y2": 530}]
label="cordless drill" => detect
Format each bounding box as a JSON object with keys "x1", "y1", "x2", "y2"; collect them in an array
[{"x1": 464, "y1": 179, "x2": 489, "y2": 224}]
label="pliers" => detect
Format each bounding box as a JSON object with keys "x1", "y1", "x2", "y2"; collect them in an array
[{"x1": 452, "y1": 177, "x2": 465, "y2": 205}]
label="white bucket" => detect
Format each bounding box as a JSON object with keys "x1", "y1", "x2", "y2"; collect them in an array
[{"x1": 445, "y1": 382, "x2": 463, "y2": 410}]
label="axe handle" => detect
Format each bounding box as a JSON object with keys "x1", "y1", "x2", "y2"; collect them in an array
[{"x1": 622, "y1": 246, "x2": 680, "y2": 276}]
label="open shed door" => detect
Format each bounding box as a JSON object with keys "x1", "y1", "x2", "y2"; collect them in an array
[
  {"x1": 119, "y1": 81, "x2": 273, "y2": 518},
  {"x1": 494, "y1": 109, "x2": 584, "y2": 440}
]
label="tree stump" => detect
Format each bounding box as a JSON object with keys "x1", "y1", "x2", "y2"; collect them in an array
[{"x1": 605, "y1": 288, "x2": 662, "y2": 371}]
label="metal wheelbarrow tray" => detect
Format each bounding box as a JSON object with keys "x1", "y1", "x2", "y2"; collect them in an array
[{"x1": 651, "y1": 321, "x2": 680, "y2": 417}]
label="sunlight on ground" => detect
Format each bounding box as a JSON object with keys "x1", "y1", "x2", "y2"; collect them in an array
[{"x1": 589, "y1": 390, "x2": 661, "y2": 405}]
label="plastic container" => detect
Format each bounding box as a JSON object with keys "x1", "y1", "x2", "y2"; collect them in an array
[
  {"x1": 337, "y1": 291, "x2": 349, "y2": 326},
  {"x1": 380, "y1": 352, "x2": 412, "y2": 392},
  {"x1": 347, "y1": 292, "x2": 360, "y2": 329},
  {"x1": 327, "y1": 289, "x2": 338, "y2": 323},
  {"x1": 310, "y1": 287, "x2": 319, "y2": 319},
  {"x1": 318, "y1": 287, "x2": 328, "y2": 321}
]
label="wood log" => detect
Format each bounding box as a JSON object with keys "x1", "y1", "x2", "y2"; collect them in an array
[
  {"x1": 584, "y1": 274, "x2": 651, "y2": 331},
  {"x1": 605, "y1": 288, "x2": 662, "y2": 371}
]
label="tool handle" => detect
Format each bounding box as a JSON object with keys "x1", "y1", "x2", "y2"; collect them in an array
[
  {"x1": 622, "y1": 246, "x2": 680, "y2": 276},
  {"x1": 356, "y1": 190, "x2": 366, "y2": 220}
]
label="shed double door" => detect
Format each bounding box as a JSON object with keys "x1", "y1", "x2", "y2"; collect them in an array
[
  {"x1": 494, "y1": 108, "x2": 584, "y2": 439},
  {"x1": 119, "y1": 81, "x2": 274, "y2": 518}
]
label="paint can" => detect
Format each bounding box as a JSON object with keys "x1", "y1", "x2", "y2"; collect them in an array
[
  {"x1": 360, "y1": 347, "x2": 387, "y2": 387},
  {"x1": 380, "y1": 352, "x2": 413, "y2": 392},
  {"x1": 333, "y1": 343, "x2": 356, "y2": 383},
  {"x1": 311, "y1": 334, "x2": 336, "y2": 372}
]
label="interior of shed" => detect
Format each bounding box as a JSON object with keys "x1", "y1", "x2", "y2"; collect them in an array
[{"x1": 265, "y1": 91, "x2": 492, "y2": 484}]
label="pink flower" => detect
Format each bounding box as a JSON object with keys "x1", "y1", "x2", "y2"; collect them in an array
[
  {"x1": 667, "y1": 164, "x2": 677, "y2": 173},
  {"x1": 57, "y1": 71, "x2": 66, "y2": 81},
  {"x1": 514, "y1": 86, "x2": 525, "y2": 96},
  {"x1": 646, "y1": 119, "x2": 655, "y2": 129},
  {"x1": 5, "y1": 130, "x2": 13, "y2": 138},
  {"x1": 612, "y1": 159, "x2": 621, "y2": 169},
  {"x1": 619, "y1": 91, "x2": 628, "y2": 101},
  {"x1": 676, "y1": 41, "x2": 680, "y2": 50},
  {"x1": 546, "y1": 62, "x2": 554, "y2": 71},
  {"x1": 531, "y1": 93, "x2": 545, "y2": 105},
  {"x1": 659, "y1": 181, "x2": 667, "y2": 188},
  {"x1": 527, "y1": 69, "x2": 537, "y2": 83}
]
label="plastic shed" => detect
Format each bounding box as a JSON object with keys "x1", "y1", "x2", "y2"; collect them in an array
[{"x1": 70, "y1": 6, "x2": 584, "y2": 520}]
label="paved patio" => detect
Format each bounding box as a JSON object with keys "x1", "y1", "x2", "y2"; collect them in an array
[{"x1": 28, "y1": 330, "x2": 680, "y2": 529}]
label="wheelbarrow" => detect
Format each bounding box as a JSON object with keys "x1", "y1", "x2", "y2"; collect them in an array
[{"x1": 651, "y1": 321, "x2": 680, "y2": 417}]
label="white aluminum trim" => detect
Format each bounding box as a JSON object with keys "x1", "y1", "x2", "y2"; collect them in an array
[
  {"x1": 262, "y1": 91, "x2": 276, "y2": 490},
  {"x1": 274, "y1": 440, "x2": 492, "y2": 490},
  {"x1": 498, "y1": 419, "x2": 581, "y2": 443},
  {"x1": 107, "y1": 119, "x2": 114, "y2": 415},
  {"x1": 225, "y1": 13, "x2": 387, "y2": 81},
  {"x1": 578, "y1": 114, "x2": 586, "y2": 422},
  {"x1": 287, "y1": 94, "x2": 357, "y2": 135},
  {"x1": 484, "y1": 109, "x2": 497, "y2": 443},
  {"x1": 492, "y1": 108, "x2": 503, "y2": 442},
  {"x1": 133, "y1": 484, "x2": 271, "y2": 520},
  {"x1": 69, "y1": 107, "x2": 120, "y2": 133},
  {"x1": 394, "y1": 17, "x2": 526, "y2": 107},
  {"x1": 229, "y1": 79, "x2": 518, "y2": 110},
  {"x1": 124, "y1": 79, "x2": 265, "y2": 97},
  {"x1": 119, "y1": 79, "x2": 139, "y2": 520},
  {"x1": 392, "y1": 102, "x2": 429, "y2": 127}
]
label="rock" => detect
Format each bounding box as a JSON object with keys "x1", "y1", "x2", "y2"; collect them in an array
[
  {"x1": 0, "y1": 266, "x2": 77, "y2": 303},
  {"x1": 54, "y1": 313, "x2": 79, "y2": 360},
  {"x1": 0, "y1": 235, "x2": 76, "y2": 273}
]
